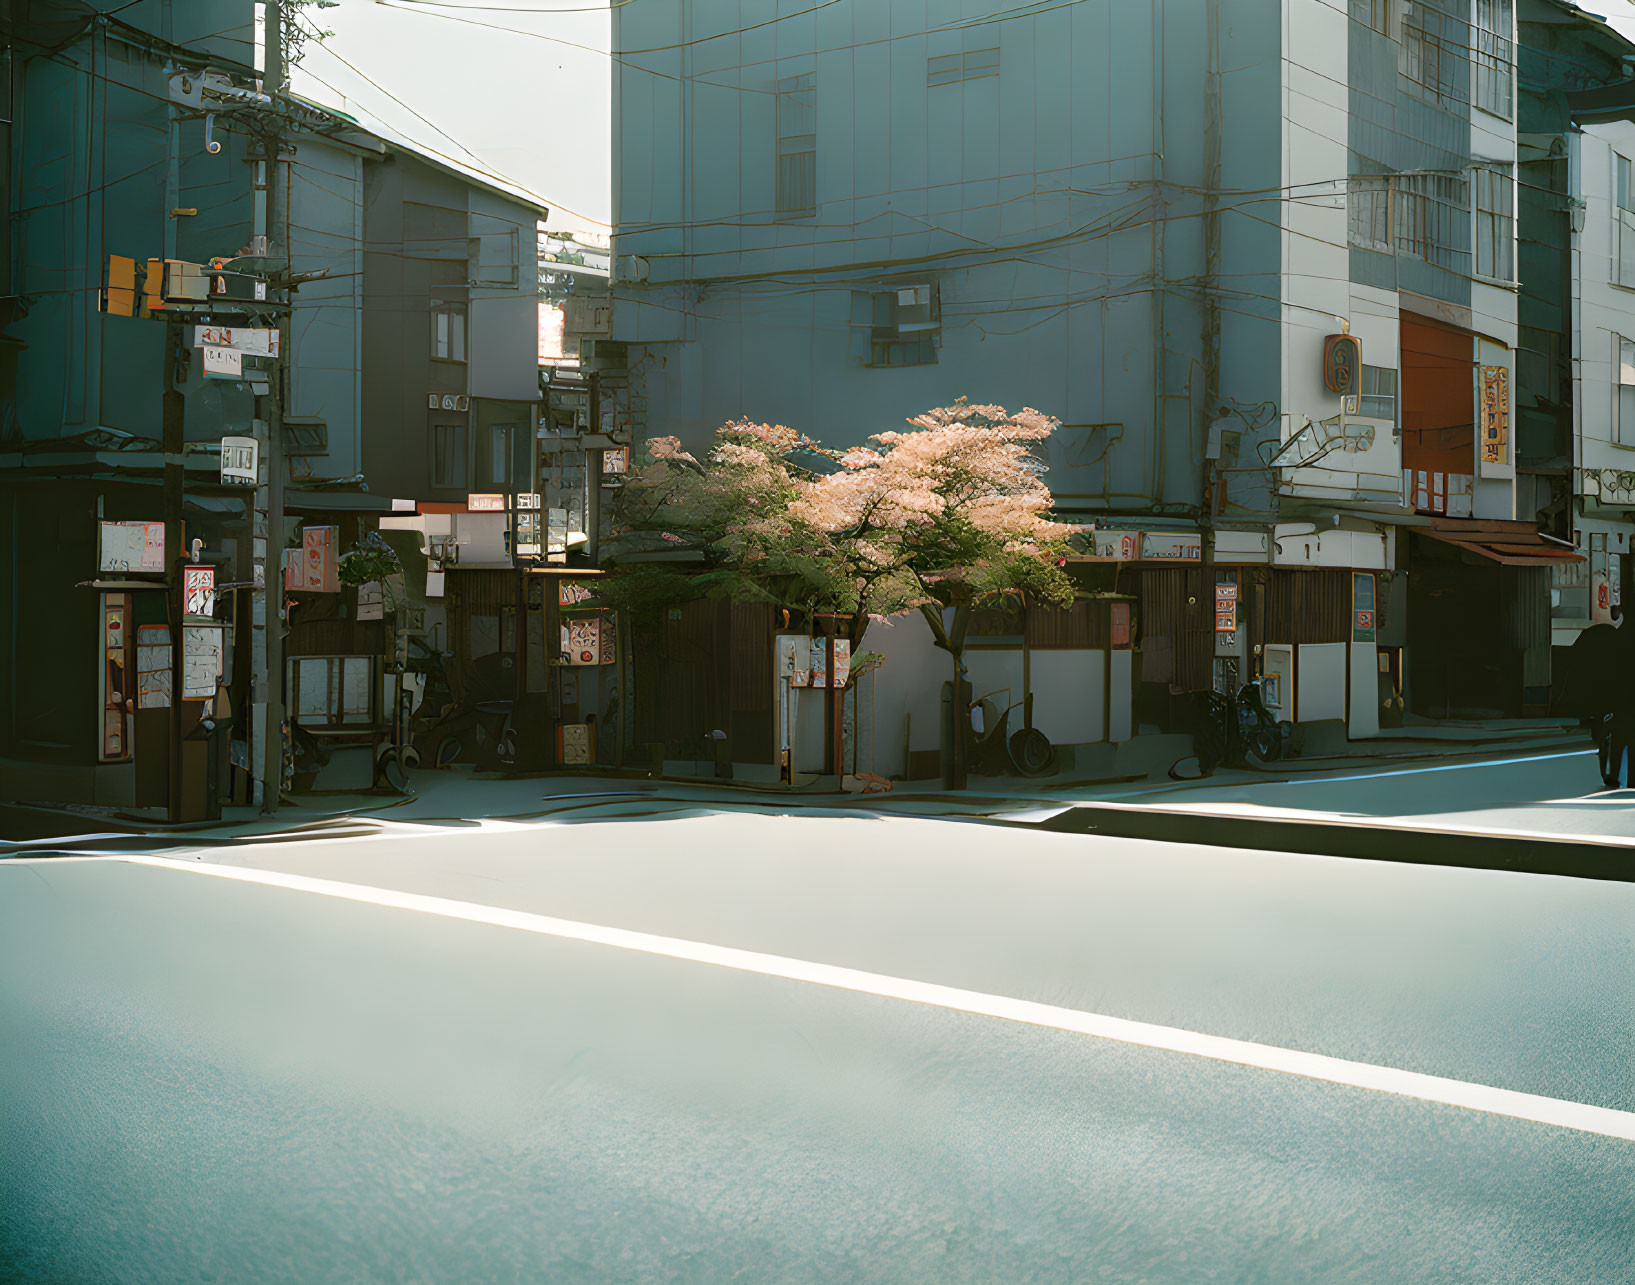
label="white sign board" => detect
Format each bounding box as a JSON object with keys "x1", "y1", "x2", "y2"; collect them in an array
[
  {"x1": 99, "y1": 521, "x2": 165, "y2": 573},
  {"x1": 201, "y1": 345, "x2": 242, "y2": 378},
  {"x1": 220, "y1": 436, "x2": 258, "y2": 484},
  {"x1": 468, "y1": 494, "x2": 506, "y2": 513},
  {"x1": 183, "y1": 626, "x2": 223, "y2": 700},
  {"x1": 193, "y1": 325, "x2": 279, "y2": 357},
  {"x1": 183, "y1": 565, "x2": 215, "y2": 616}
]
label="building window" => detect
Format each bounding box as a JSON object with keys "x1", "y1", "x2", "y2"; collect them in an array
[
  {"x1": 1472, "y1": 0, "x2": 1513, "y2": 120},
  {"x1": 1474, "y1": 166, "x2": 1514, "y2": 281},
  {"x1": 857, "y1": 284, "x2": 940, "y2": 367},
  {"x1": 1394, "y1": 172, "x2": 1470, "y2": 273},
  {"x1": 481, "y1": 424, "x2": 515, "y2": 489},
  {"x1": 290, "y1": 656, "x2": 374, "y2": 728},
  {"x1": 1347, "y1": 178, "x2": 1391, "y2": 252},
  {"x1": 1616, "y1": 155, "x2": 1635, "y2": 288},
  {"x1": 1399, "y1": 1, "x2": 1466, "y2": 104},
  {"x1": 1619, "y1": 337, "x2": 1635, "y2": 446},
  {"x1": 927, "y1": 47, "x2": 999, "y2": 87},
  {"x1": 1359, "y1": 365, "x2": 1397, "y2": 421},
  {"x1": 775, "y1": 74, "x2": 816, "y2": 218},
  {"x1": 432, "y1": 299, "x2": 467, "y2": 362},
  {"x1": 433, "y1": 422, "x2": 468, "y2": 489},
  {"x1": 1351, "y1": 0, "x2": 1390, "y2": 34},
  {"x1": 470, "y1": 222, "x2": 520, "y2": 289}
]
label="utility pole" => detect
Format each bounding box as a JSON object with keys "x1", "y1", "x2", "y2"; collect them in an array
[
  {"x1": 162, "y1": 317, "x2": 186, "y2": 822},
  {"x1": 261, "y1": 0, "x2": 288, "y2": 813},
  {"x1": 586, "y1": 371, "x2": 603, "y2": 564}
]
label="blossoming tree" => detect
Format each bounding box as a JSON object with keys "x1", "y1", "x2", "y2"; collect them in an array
[{"x1": 602, "y1": 401, "x2": 1078, "y2": 785}]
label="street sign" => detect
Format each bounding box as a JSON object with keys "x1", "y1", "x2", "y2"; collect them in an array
[{"x1": 220, "y1": 436, "x2": 258, "y2": 485}]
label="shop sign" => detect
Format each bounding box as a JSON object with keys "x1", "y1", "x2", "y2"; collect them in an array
[
  {"x1": 193, "y1": 325, "x2": 279, "y2": 357},
  {"x1": 220, "y1": 436, "x2": 258, "y2": 485},
  {"x1": 809, "y1": 637, "x2": 852, "y2": 689},
  {"x1": 1142, "y1": 532, "x2": 1202, "y2": 561},
  {"x1": 1479, "y1": 366, "x2": 1509, "y2": 466},
  {"x1": 516, "y1": 492, "x2": 542, "y2": 510},
  {"x1": 201, "y1": 345, "x2": 242, "y2": 379},
  {"x1": 183, "y1": 565, "x2": 215, "y2": 616},
  {"x1": 1090, "y1": 531, "x2": 1142, "y2": 560},
  {"x1": 560, "y1": 613, "x2": 616, "y2": 666},
  {"x1": 1352, "y1": 572, "x2": 1377, "y2": 643},
  {"x1": 284, "y1": 526, "x2": 338, "y2": 593},
  {"x1": 99, "y1": 520, "x2": 165, "y2": 573},
  {"x1": 559, "y1": 580, "x2": 596, "y2": 608},
  {"x1": 467, "y1": 493, "x2": 506, "y2": 513},
  {"x1": 1214, "y1": 582, "x2": 1238, "y2": 634}
]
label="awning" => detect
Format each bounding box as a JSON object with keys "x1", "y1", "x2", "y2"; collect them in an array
[{"x1": 1419, "y1": 521, "x2": 1584, "y2": 567}]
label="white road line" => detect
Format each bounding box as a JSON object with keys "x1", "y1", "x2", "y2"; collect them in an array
[
  {"x1": 115, "y1": 853, "x2": 1635, "y2": 1143},
  {"x1": 1277, "y1": 749, "x2": 1596, "y2": 788}
]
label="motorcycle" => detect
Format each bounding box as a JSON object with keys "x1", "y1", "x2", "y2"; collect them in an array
[{"x1": 1191, "y1": 679, "x2": 1301, "y2": 777}]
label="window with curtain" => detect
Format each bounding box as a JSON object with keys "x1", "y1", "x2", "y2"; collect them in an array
[
  {"x1": 1473, "y1": 0, "x2": 1513, "y2": 119},
  {"x1": 432, "y1": 422, "x2": 468, "y2": 489},
  {"x1": 1474, "y1": 166, "x2": 1514, "y2": 281},
  {"x1": 775, "y1": 74, "x2": 816, "y2": 217}
]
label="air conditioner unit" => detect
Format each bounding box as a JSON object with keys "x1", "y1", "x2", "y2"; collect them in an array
[{"x1": 579, "y1": 338, "x2": 628, "y2": 371}]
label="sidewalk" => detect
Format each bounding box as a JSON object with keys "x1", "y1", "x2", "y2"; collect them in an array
[{"x1": 1, "y1": 715, "x2": 1595, "y2": 848}]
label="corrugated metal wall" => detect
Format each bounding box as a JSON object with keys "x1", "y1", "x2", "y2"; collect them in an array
[
  {"x1": 1264, "y1": 569, "x2": 1352, "y2": 645},
  {"x1": 635, "y1": 598, "x2": 776, "y2": 761},
  {"x1": 1139, "y1": 568, "x2": 1211, "y2": 692}
]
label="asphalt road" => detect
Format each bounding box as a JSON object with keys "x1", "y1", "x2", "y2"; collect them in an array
[{"x1": 3, "y1": 793, "x2": 1634, "y2": 1280}]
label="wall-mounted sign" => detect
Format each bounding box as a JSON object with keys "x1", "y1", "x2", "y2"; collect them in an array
[
  {"x1": 136, "y1": 624, "x2": 172, "y2": 709},
  {"x1": 182, "y1": 625, "x2": 223, "y2": 700},
  {"x1": 467, "y1": 493, "x2": 506, "y2": 513},
  {"x1": 284, "y1": 526, "x2": 338, "y2": 593},
  {"x1": 808, "y1": 637, "x2": 851, "y2": 688},
  {"x1": 1323, "y1": 333, "x2": 1361, "y2": 394},
  {"x1": 1352, "y1": 572, "x2": 1377, "y2": 643},
  {"x1": 99, "y1": 521, "x2": 165, "y2": 573},
  {"x1": 603, "y1": 446, "x2": 630, "y2": 475},
  {"x1": 516, "y1": 492, "x2": 542, "y2": 510},
  {"x1": 220, "y1": 436, "x2": 258, "y2": 485},
  {"x1": 428, "y1": 393, "x2": 470, "y2": 412},
  {"x1": 183, "y1": 565, "x2": 215, "y2": 616},
  {"x1": 193, "y1": 325, "x2": 278, "y2": 357},
  {"x1": 1479, "y1": 365, "x2": 1509, "y2": 466},
  {"x1": 1091, "y1": 531, "x2": 1143, "y2": 561},
  {"x1": 559, "y1": 580, "x2": 596, "y2": 608},
  {"x1": 776, "y1": 634, "x2": 811, "y2": 687},
  {"x1": 1214, "y1": 581, "x2": 1238, "y2": 634},
  {"x1": 1142, "y1": 532, "x2": 1202, "y2": 561},
  {"x1": 560, "y1": 614, "x2": 616, "y2": 665},
  {"x1": 101, "y1": 594, "x2": 132, "y2": 762},
  {"x1": 201, "y1": 345, "x2": 243, "y2": 379},
  {"x1": 1110, "y1": 600, "x2": 1132, "y2": 648}
]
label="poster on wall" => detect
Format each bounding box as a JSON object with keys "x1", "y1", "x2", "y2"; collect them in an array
[
  {"x1": 1352, "y1": 572, "x2": 1377, "y2": 643},
  {"x1": 136, "y1": 624, "x2": 171, "y2": 709},
  {"x1": 284, "y1": 526, "x2": 338, "y2": 593},
  {"x1": 183, "y1": 565, "x2": 215, "y2": 616},
  {"x1": 808, "y1": 638, "x2": 852, "y2": 688},
  {"x1": 182, "y1": 626, "x2": 223, "y2": 700},
  {"x1": 561, "y1": 723, "x2": 591, "y2": 765},
  {"x1": 1479, "y1": 366, "x2": 1509, "y2": 467},
  {"x1": 562, "y1": 616, "x2": 601, "y2": 665},
  {"x1": 99, "y1": 521, "x2": 165, "y2": 573},
  {"x1": 559, "y1": 580, "x2": 596, "y2": 608}
]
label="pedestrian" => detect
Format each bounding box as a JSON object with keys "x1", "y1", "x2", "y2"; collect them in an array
[{"x1": 1604, "y1": 605, "x2": 1635, "y2": 789}]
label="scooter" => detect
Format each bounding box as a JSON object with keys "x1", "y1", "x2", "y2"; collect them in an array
[{"x1": 968, "y1": 690, "x2": 1057, "y2": 778}]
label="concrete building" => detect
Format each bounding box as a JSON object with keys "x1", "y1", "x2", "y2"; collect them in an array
[
  {"x1": 0, "y1": 1, "x2": 546, "y2": 811},
  {"x1": 609, "y1": 0, "x2": 1580, "y2": 777}
]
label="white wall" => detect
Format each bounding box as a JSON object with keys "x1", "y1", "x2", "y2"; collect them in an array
[
  {"x1": 1296, "y1": 642, "x2": 1347, "y2": 723},
  {"x1": 1574, "y1": 122, "x2": 1635, "y2": 479}
]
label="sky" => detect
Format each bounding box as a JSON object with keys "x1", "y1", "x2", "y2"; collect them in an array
[
  {"x1": 280, "y1": 0, "x2": 1635, "y2": 243},
  {"x1": 286, "y1": 0, "x2": 612, "y2": 238}
]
